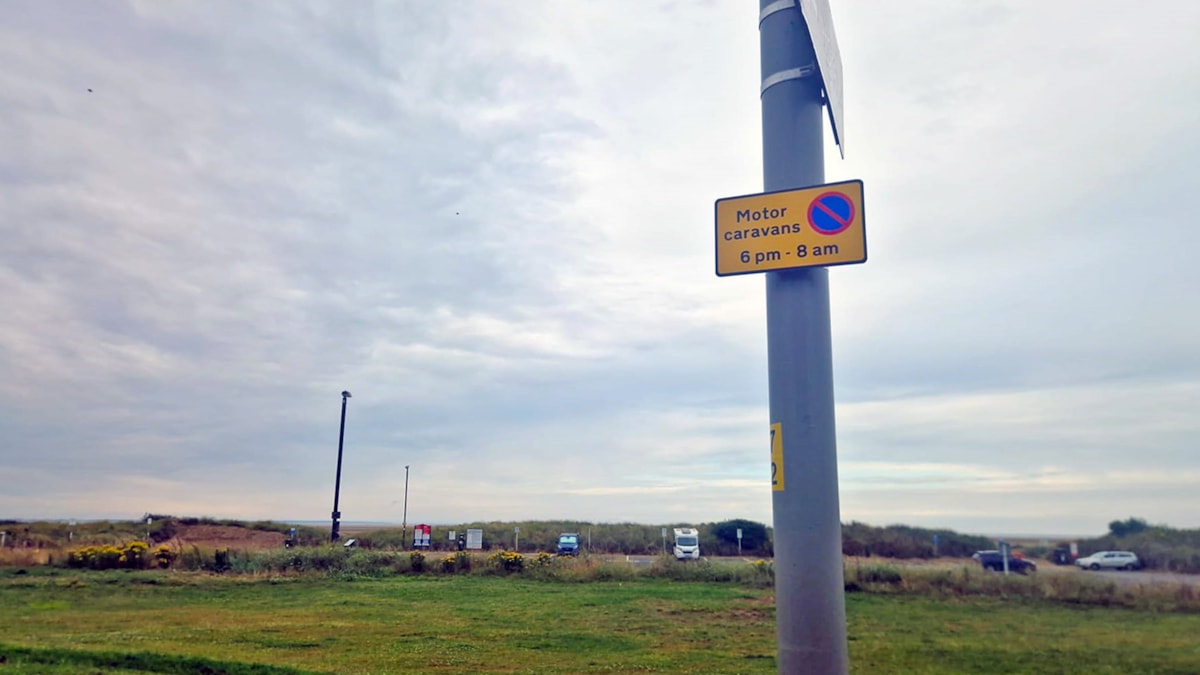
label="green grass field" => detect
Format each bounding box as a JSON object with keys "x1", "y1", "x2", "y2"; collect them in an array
[{"x1": 2, "y1": 571, "x2": 1199, "y2": 674}]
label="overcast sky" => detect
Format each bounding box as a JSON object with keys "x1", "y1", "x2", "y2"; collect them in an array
[{"x1": 2, "y1": 1, "x2": 1198, "y2": 537}]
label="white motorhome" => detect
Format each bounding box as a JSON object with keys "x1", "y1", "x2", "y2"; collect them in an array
[{"x1": 673, "y1": 528, "x2": 700, "y2": 560}]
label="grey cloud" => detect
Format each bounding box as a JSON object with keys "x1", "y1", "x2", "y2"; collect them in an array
[{"x1": 2, "y1": 1, "x2": 1199, "y2": 534}]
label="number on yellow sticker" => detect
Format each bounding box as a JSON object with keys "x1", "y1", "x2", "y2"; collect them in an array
[{"x1": 770, "y1": 423, "x2": 784, "y2": 491}]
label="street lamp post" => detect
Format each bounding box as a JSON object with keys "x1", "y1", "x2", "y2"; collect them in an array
[
  {"x1": 401, "y1": 465, "x2": 410, "y2": 550},
  {"x1": 330, "y1": 390, "x2": 352, "y2": 542}
]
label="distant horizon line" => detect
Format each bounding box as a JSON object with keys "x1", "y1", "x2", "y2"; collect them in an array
[{"x1": 0, "y1": 516, "x2": 1102, "y2": 540}]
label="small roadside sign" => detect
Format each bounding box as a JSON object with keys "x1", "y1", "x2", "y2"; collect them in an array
[
  {"x1": 466, "y1": 529, "x2": 483, "y2": 550},
  {"x1": 715, "y1": 180, "x2": 865, "y2": 276}
]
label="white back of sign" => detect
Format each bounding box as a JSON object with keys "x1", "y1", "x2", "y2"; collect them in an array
[{"x1": 798, "y1": 0, "x2": 844, "y2": 156}]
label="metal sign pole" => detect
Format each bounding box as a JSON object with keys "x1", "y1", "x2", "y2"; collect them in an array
[
  {"x1": 760, "y1": 1, "x2": 849, "y2": 672},
  {"x1": 401, "y1": 464, "x2": 410, "y2": 550},
  {"x1": 330, "y1": 390, "x2": 352, "y2": 542}
]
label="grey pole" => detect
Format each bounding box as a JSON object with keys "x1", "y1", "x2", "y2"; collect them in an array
[
  {"x1": 402, "y1": 464, "x2": 410, "y2": 549},
  {"x1": 760, "y1": 2, "x2": 849, "y2": 672},
  {"x1": 330, "y1": 390, "x2": 351, "y2": 542}
]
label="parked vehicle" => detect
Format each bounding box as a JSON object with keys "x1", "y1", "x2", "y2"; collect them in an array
[
  {"x1": 673, "y1": 528, "x2": 700, "y2": 560},
  {"x1": 556, "y1": 533, "x2": 580, "y2": 556},
  {"x1": 972, "y1": 550, "x2": 1037, "y2": 574},
  {"x1": 1075, "y1": 551, "x2": 1141, "y2": 571},
  {"x1": 1049, "y1": 547, "x2": 1074, "y2": 565}
]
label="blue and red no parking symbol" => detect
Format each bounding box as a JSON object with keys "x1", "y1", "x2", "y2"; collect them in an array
[{"x1": 807, "y1": 191, "x2": 855, "y2": 235}]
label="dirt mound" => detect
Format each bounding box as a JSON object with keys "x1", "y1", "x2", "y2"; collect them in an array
[{"x1": 175, "y1": 525, "x2": 286, "y2": 551}]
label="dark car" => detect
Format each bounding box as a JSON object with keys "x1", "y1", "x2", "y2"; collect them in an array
[
  {"x1": 972, "y1": 550, "x2": 1037, "y2": 574},
  {"x1": 556, "y1": 533, "x2": 580, "y2": 556}
]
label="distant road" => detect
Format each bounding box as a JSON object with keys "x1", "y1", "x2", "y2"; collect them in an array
[
  {"x1": 1040, "y1": 564, "x2": 1200, "y2": 588},
  {"x1": 614, "y1": 554, "x2": 1200, "y2": 588},
  {"x1": 869, "y1": 557, "x2": 1200, "y2": 588}
]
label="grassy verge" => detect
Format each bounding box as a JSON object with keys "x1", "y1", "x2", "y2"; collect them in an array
[
  {"x1": 845, "y1": 562, "x2": 1200, "y2": 612},
  {"x1": 0, "y1": 574, "x2": 772, "y2": 674},
  {"x1": 2, "y1": 572, "x2": 1200, "y2": 673},
  {"x1": 846, "y1": 593, "x2": 1200, "y2": 674},
  {"x1": 7, "y1": 550, "x2": 1198, "y2": 613}
]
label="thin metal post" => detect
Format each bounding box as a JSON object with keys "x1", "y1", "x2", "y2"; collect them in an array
[
  {"x1": 760, "y1": 2, "x2": 849, "y2": 672},
  {"x1": 330, "y1": 390, "x2": 351, "y2": 542},
  {"x1": 402, "y1": 465, "x2": 410, "y2": 549}
]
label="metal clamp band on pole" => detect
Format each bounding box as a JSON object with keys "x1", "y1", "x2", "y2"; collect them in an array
[
  {"x1": 759, "y1": 0, "x2": 796, "y2": 25},
  {"x1": 761, "y1": 63, "x2": 817, "y2": 96}
]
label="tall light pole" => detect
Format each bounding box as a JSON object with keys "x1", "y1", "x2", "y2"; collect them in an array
[
  {"x1": 401, "y1": 464, "x2": 410, "y2": 550},
  {"x1": 330, "y1": 390, "x2": 352, "y2": 542}
]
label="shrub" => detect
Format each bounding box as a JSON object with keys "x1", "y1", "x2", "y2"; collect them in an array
[
  {"x1": 176, "y1": 546, "x2": 206, "y2": 571},
  {"x1": 409, "y1": 551, "x2": 426, "y2": 573},
  {"x1": 273, "y1": 548, "x2": 348, "y2": 574},
  {"x1": 122, "y1": 541, "x2": 149, "y2": 569},
  {"x1": 66, "y1": 542, "x2": 152, "y2": 571},
  {"x1": 857, "y1": 565, "x2": 903, "y2": 585},
  {"x1": 750, "y1": 559, "x2": 774, "y2": 582},
  {"x1": 710, "y1": 519, "x2": 771, "y2": 556},
  {"x1": 343, "y1": 551, "x2": 407, "y2": 578},
  {"x1": 517, "y1": 555, "x2": 619, "y2": 583},
  {"x1": 153, "y1": 545, "x2": 176, "y2": 569},
  {"x1": 210, "y1": 549, "x2": 231, "y2": 573},
  {"x1": 642, "y1": 558, "x2": 773, "y2": 586},
  {"x1": 487, "y1": 551, "x2": 525, "y2": 574},
  {"x1": 438, "y1": 552, "x2": 473, "y2": 574}
]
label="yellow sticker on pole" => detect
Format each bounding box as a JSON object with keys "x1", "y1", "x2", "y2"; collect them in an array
[{"x1": 770, "y1": 423, "x2": 784, "y2": 491}]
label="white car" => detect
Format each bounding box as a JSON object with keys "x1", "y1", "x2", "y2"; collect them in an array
[{"x1": 1075, "y1": 551, "x2": 1141, "y2": 571}]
